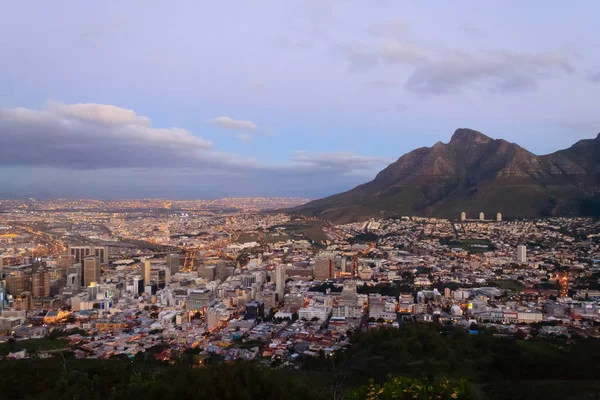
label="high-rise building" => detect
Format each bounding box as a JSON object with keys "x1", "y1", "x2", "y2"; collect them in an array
[
  {"x1": 517, "y1": 245, "x2": 527, "y2": 263},
  {"x1": 143, "y1": 260, "x2": 152, "y2": 285},
  {"x1": 69, "y1": 246, "x2": 109, "y2": 264},
  {"x1": 314, "y1": 259, "x2": 333, "y2": 280},
  {"x1": 5, "y1": 271, "x2": 32, "y2": 297},
  {"x1": 339, "y1": 280, "x2": 358, "y2": 306},
  {"x1": 66, "y1": 264, "x2": 82, "y2": 288},
  {"x1": 83, "y1": 256, "x2": 101, "y2": 286},
  {"x1": 32, "y1": 269, "x2": 50, "y2": 297},
  {"x1": 460, "y1": 212, "x2": 466, "y2": 221},
  {"x1": 69, "y1": 246, "x2": 92, "y2": 264},
  {"x1": 275, "y1": 264, "x2": 286, "y2": 299},
  {"x1": 479, "y1": 212, "x2": 485, "y2": 221},
  {"x1": 496, "y1": 213, "x2": 502, "y2": 222},
  {"x1": 245, "y1": 300, "x2": 265, "y2": 320},
  {"x1": 56, "y1": 254, "x2": 75, "y2": 274},
  {"x1": 166, "y1": 254, "x2": 180, "y2": 275},
  {"x1": 94, "y1": 246, "x2": 109, "y2": 264}
]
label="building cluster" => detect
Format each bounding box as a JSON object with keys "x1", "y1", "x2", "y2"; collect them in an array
[{"x1": 0, "y1": 199, "x2": 599, "y2": 361}]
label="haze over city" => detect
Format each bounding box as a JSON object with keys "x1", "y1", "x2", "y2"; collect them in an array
[{"x1": 1, "y1": 1, "x2": 599, "y2": 198}]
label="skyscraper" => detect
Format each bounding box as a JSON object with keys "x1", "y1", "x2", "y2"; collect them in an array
[
  {"x1": 143, "y1": 260, "x2": 152, "y2": 285},
  {"x1": 167, "y1": 254, "x2": 180, "y2": 275},
  {"x1": 479, "y1": 212, "x2": 485, "y2": 221},
  {"x1": 313, "y1": 259, "x2": 333, "y2": 280},
  {"x1": 69, "y1": 246, "x2": 109, "y2": 264},
  {"x1": 496, "y1": 213, "x2": 502, "y2": 222},
  {"x1": 32, "y1": 269, "x2": 50, "y2": 297},
  {"x1": 275, "y1": 264, "x2": 286, "y2": 299},
  {"x1": 460, "y1": 212, "x2": 466, "y2": 221},
  {"x1": 83, "y1": 256, "x2": 101, "y2": 286},
  {"x1": 517, "y1": 245, "x2": 527, "y2": 263}
]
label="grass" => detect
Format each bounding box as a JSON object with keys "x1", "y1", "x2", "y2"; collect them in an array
[{"x1": 0, "y1": 338, "x2": 70, "y2": 356}]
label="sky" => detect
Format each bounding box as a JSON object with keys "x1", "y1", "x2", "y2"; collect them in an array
[{"x1": 1, "y1": 1, "x2": 599, "y2": 199}]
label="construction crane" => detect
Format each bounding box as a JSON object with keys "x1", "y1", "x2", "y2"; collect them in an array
[{"x1": 351, "y1": 242, "x2": 376, "y2": 277}]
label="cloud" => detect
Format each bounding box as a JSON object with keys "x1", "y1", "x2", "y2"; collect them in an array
[
  {"x1": 0, "y1": 102, "x2": 243, "y2": 170},
  {"x1": 590, "y1": 70, "x2": 600, "y2": 83},
  {"x1": 211, "y1": 116, "x2": 258, "y2": 131},
  {"x1": 380, "y1": 42, "x2": 428, "y2": 65},
  {"x1": 291, "y1": 151, "x2": 388, "y2": 172},
  {"x1": 236, "y1": 133, "x2": 253, "y2": 142},
  {"x1": 337, "y1": 45, "x2": 380, "y2": 70},
  {"x1": 405, "y1": 49, "x2": 574, "y2": 94},
  {"x1": 0, "y1": 102, "x2": 383, "y2": 198},
  {"x1": 338, "y1": 36, "x2": 575, "y2": 94}
]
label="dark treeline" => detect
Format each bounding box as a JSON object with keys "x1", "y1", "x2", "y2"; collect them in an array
[{"x1": 1, "y1": 324, "x2": 600, "y2": 399}]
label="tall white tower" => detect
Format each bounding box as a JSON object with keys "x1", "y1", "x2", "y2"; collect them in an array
[
  {"x1": 517, "y1": 245, "x2": 527, "y2": 263},
  {"x1": 496, "y1": 213, "x2": 502, "y2": 222},
  {"x1": 460, "y1": 212, "x2": 466, "y2": 221},
  {"x1": 275, "y1": 264, "x2": 286, "y2": 299},
  {"x1": 479, "y1": 212, "x2": 485, "y2": 221}
]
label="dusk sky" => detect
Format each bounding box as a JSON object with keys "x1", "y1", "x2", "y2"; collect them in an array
[{"x1": 1, "y1": 1, "x2": 599, "y2": 199}]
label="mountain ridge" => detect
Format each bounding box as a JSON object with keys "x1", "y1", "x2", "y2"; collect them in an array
[{"x1": 293, "y1": 129, "x2": 600, "y2": 223}]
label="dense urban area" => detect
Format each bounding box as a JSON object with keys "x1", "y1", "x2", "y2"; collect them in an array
[{"x1": 1, "y1": 198, "x2": 599, "y2": 399}]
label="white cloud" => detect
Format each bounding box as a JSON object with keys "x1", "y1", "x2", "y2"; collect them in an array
[
  {"x1": 338, "y1": 33, "x2": 575, "y2": 94},
  {"x1": 211, "y1": 116, "x2": 258, "y2": 131},
  {"x1": 237, "y1": 133, "x2": 253, "y2": 142},
  {"x1": 291, "y1": 151, "x2": 387, "y2": 172},
  {"x1": 0, "y1": 102, "x2": 386, "y2": 197}
]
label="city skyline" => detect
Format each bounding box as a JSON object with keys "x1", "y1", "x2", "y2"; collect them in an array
[{"x1": 1, "y1": 1, "x2": 599, "y2": 198}]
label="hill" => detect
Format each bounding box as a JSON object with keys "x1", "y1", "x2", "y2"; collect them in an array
[{"x1": 294, "y1": 129, "x2": 600, "y2": 223}]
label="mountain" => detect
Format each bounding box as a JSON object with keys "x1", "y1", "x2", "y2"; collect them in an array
[{"x1": 293, "y1": 129, "x2": 600, "y2": 223}]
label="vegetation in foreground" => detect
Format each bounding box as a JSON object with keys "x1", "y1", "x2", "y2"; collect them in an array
[{"x1": 1, "y1": 324, "x2": 600, "y2": 399}]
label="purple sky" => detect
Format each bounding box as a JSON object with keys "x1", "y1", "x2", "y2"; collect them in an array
[{"x1": 0, "y1": 1, "x2": 599, "y2": 199}]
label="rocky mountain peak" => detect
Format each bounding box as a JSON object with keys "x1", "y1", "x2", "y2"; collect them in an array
[{"x1": 449, "y1": 128, "x2": 492, "y2": 145}]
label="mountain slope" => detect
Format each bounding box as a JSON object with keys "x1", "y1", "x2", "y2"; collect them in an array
[{"x1": 294, "y1": 129, "x2": 600, "y2": 222}]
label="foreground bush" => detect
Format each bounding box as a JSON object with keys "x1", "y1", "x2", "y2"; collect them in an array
[{"x1": 348, "y1": 376, "x2": 473, "y2": 400}]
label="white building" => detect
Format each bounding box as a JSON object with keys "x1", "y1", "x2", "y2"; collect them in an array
[
  {"x1": 275, "y1": 264, "x2": 286, "y2": 299},
  {"x1": 517, "y1": 245, "x2": 527, "y2": 263},
  {"x1": 299, "y1": 307, "x2": 330, "y2": 322}
]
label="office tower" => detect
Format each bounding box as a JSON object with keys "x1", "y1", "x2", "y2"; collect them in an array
[
  {"x1": 496, "y1": 213, "x2": 502, "y2": 222},
  {"x1": 32, "y1": 270, "x2": 50, "y2": 297},
  {"x1": 94, "y1": 246, "x2": 109, "y2": 264},
  {"x1": 216, "y1": 261, "x2": 234, "y2": 281},
  {"x1": 517, "y1": 245, "x2": 527, "y2": 263},
  {"x1": 245, "y1": 300, "x2": 265, "y2": 319},
  {"x1": 339, "y1": 280, "x2": 358, "y2": 306},
  {"x1": 143, "y1": 260, "x2": 151, "y2": 285},
  {"x1": 67, "y1": 264, "x2": 82, "y2": 288},
  {"x1": 56, "y1": 254, "x2": 75, "y2": 273},
  {"x1": 83, "y1": 256, "x2": 101, "y2": 286},
  {"x1": 157, "y1": 268, "x2": 167, "y2": 289},
  {"x1": 69, "y1": 246, "x2": 93, "y2": 264},
  {"x1": 479, "y1": 212, "x2": 485, "y2": 221},
  {"x1": 275, "y1": 264, "x2": 286, "y2": 299},
  {"x1": 167, "y1": 254, "x2": 180, "y2": 275},
  {"x1": 460, "y1": 212, "x2": 466, "y2": 222},
  {"x1": 186, "y1": 289, "x2": 215, "y2": 311},
  {"x1": 87, "y1": 282, "x2": 99, "y2": 300},
  {"x1": 69, "y1": 246, "x2": 109, "y2": 264},
  {"x1": 6, "y1": 271, "x2": 32, "y2": 297},
  {"x1": 206, "y1": 308, "x2": 220, "y2": 328},
  {"x1": 132, "y1": 276, "x2": 143, "y2": 295},
  {"x1": 313, "y1": 259, "x2": 333, "y2": 280}
]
